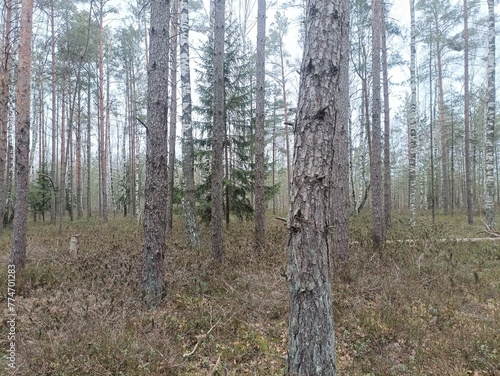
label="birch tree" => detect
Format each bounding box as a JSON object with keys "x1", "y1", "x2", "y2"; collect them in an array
[
  {"x1": 180, "y1": 0, "x2": 200, "y2": 248},
  {"x1": 286, "y1": 0, "x2": 349, "y2": 373},
  {"x1": 485, "y1": 0, "x2": 495, "y2": 228},
  {"x1": 0, "y1": 0, "x2": 13, "y2": 233},
  {"x1": 409, "y1": 0, "x2": 417, "y2": 226}
]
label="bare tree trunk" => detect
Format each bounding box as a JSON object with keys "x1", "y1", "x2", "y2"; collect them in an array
[
  {"x1": 60, "y1": 87, "x2": 66, "y2": 218},
  {"x1": 286, "y1": 0, "x2": 349, "y2": 373},
  {"x1": 166, "y1": 0, "x2": 179, "y2": 233},
  {"x1": 98, "y1": 0, "x2": 108, "y2": 221},
  {"x1": 11, "y1": 0, "x2": 34, "y2": 269},
  {"x1": 180, "y1": 0, "x2": 200, "y2": 247},
  {"x1": 463, "y1": 0, "x2": 473, "y2": 224},
  {"x1": 409, "y1": 0, "x2": 418, "y2": 226},
  {"x1": 485, "y1": 0, "x2": 496, "y2": 228},
  {"x1": 50, "y1": 1, "x2": 57, "y2": 224},
  {"x1": 254, "y1": 0, "x2": 266, "y2": 252},
  {"x1": 370, "y1": 0, "x2": 384, "y2": 248},
  {"x1": 142, "y1": 0, "x2": 170, "y2": 304},
  {"x1": 381, "y1": 2, "x2": 391, "y2": 229},
  {"x1": 86, "y1": 71, "x2": 92, "y2": 219},
  {"x1": 76, "y1": 67, "x2": 83, "y2": 219},
  {"x1": 0, "y1": 0, "x2": 12, "y2": 233},
  {"x1": 211, "y1": 0, "x2": 225, "y2": 261}
]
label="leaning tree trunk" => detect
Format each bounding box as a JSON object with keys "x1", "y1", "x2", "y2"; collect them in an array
[
  {"x1": 254, "y1": 0, "x2": 266, "y2": 252},
  {"x1": 286, "y1": 0, "x2": 349, "y2": 374},
  {"x1": 180, "y1": 0, "x2": 200, "y2": 248},
  {"x1": 370, "y1": 0, "x2": 384, "y2": 248},
  {"x1": 409, "y1": 0, "x2": 417, "y2": 226},
  {"x1": 11, "y1": 0, "x2": 34, "y2": 269},
  {"x1": 485, "y1": 0, "x2": 495, "y2": 228},
  {"x1": 142, "y1": 0, "x2": 170, "y2": 304},
  {"x1": 210, "y1": 0, "x2": 225, "y2": 261}
]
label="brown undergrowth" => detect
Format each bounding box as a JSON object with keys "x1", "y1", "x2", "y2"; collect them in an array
[{"x1": 0, "y1": 211, "x2": 498, "y2": 375}]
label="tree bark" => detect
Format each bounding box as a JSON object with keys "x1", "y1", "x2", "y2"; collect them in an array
[
  {"x1": 11, "y1": 0, "x2": 34, "y2": 269},
  {"x1": 254, "y1": 0, "x2": 266, "y2": 253},
  {"x1": 370, "y1": 0, "x2": 384, "y2": 248},
  {"x1": 142, "y1": 0, "x2": 170, "y2": 304},
  {"x1": 286, "y1": 0, "x2": 349, "y2": 374},
  {"x1": 381, "y1": 2, "x2": 391, "y2": 229},
  {"x1": 409, "y1": 0, "x2": 417, "y2": 226},
  {"x1": 166, "y1": 0, "x2": 179, "y2": 233},
  {"x1": 180, "y1": 0, "x2": 200, "y2": 248},
  {"x1": 210, "y1": 0, "x2": 225, "y2": 261},
  {"x1": 0, "y1": 0, "x2": 13, "y2": 233},
  {"x1": 463, "y1": 0, "x2": 473, "y2": 224},
  {"x1": 485, "y1": 0, "x2": 495, "y2": 228},
  {"x1": 98, "y1": 0, "x2": 108, "y2": 221}
]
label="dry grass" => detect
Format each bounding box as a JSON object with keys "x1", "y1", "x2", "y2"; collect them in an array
[{"x1": 0, "y1": 211, "x2": 498, "y2": 375}]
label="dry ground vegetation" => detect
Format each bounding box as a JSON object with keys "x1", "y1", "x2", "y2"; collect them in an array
[{"x1": 0, "y1": 211, "x2": 499, "y2": 375}]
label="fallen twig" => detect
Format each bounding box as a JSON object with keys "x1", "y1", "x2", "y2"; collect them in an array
[{"x1": 183, "y1": 318, "x2": 221, "y2": 358}]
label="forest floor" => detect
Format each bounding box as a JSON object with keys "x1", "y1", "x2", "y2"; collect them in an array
[{"x1": 0, "y1": 211, "x2": 499, "y2": 375}]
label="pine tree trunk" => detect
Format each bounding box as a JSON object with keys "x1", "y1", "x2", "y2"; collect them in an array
[
  {"x1": 0, "y1": 0, "x2": 13, "y2": 233},
  {"x1": 409, "y1": 0, "x2": 417, "y2": 226},
  {"x1": 180, "y1": 0, "x2": 200, "y2": 248},
  {"x1": 11, "y1": 0, "x2": 34, "y2": 269},
  {"x1": 370, "y1": 0, "x2": 384, "y2": 248},
  {"x1": 50, "y1": 2, "x2": 57, "y2": 224},
  {"x1": 286, "y1": 0, "x2": 349, "y2": 373},
  {"x1": 86, "y1": 71, "x2": 92, "y2": 219},
  {"x1": 464, "y1": 0, "x2": 473, "y2": 224},
  {"x1": 211, "y1": 0, "x2": 225, "y2": 261},
  {"x1": 142, "y1": 0, "x2": 170, "y2": 304},
  {"x1": 485, "y1": 0, "x2": 495, "y2": 228},
  {"x1": 254, "y1": 0, "x2": 266, "y2": 252},
  {"x1": 166, "y1": 0, "x2": 179, "y2": 233}
]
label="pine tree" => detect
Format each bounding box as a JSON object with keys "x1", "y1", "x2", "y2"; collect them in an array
[{"x1": 286, "y1": 0, "x2": 349, "y2": 373}]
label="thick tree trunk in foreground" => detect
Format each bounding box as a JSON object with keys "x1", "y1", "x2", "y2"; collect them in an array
[
  {"x1": 210, "y1": 0, "x2": 225, "y2": 261},
  {"x1": 286, "y1": 0, "x2": 349, "y2": 374},
  {"x1": 180, "y1": 0, "x2": 200, "y2": 248},
  {"x1": 11, "y1": 0, "x2": 34, "y2": 269},
  {"x1": 142, "y1": 0, "x2": 170, "y2": 304},
  {"x1": 254, "y1": 0, "x2": 266, "y2": 252},
  {"x1": 485, "y1": 0, "x2": 495, "y2": 228}
]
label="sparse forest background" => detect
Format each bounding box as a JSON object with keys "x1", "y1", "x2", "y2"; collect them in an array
[{"x1": 0, "y1": 0, "x2": 499, "y2": 374}]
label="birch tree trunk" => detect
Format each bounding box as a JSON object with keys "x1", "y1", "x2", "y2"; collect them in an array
[
  {"x1": 0, "y1": 0, "x2": 12, "y2": 232},
  {"x1": 381, "y1": 2, "x2": 391, "y2": 229},
  {"x1": 286, "y1": 0, "x2": 349, "y2": 373},
  {"x1": 211, "y1": 0, "x2": 225, "y2": 261},
  {"x1": 409, "y1": 0, "x2": 417, "y2": 226},
  {"x1": 485, "y1": 0, "x2": 495, "y2": 228},
  {"x1": 142, "y1": 0, "x2": 170, "y2": 304},
  {"x1": 11, "y1": 0, "x2": 34, "y2": 269},
  {"x1": 370, "y1": 0, "x2": 384, "y2": 247},
  {"x1": 166, "y1": 0, "x2": 179, "y2": 233},
  {"x1": 180, "y1": 0, "x2": 200, "y2": 248},
  {"x1": 254, "y1": 0, "x2": 266, "y2": 252}
]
